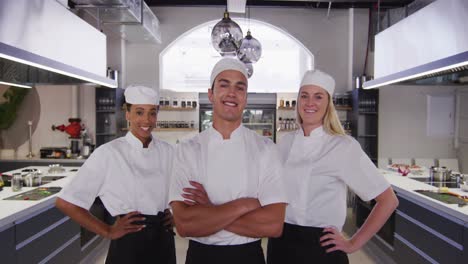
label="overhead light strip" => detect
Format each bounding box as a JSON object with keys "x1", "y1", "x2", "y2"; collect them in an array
[
  {"x1": 0, "y1": 81, "x2": 32, "y2": 89},
  {"x1": 363, "y1": 51, "x2": 468, "y2": 89},
  {"x1": 0, "y1": 42, "x2": 117, "y2": 88}
]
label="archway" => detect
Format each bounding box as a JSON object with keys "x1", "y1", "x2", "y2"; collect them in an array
[{"x1": 160, "y1": 19, "x2": 314, "y2": 93}]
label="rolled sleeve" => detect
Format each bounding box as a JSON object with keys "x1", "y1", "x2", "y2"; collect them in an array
[
  {"x1": 257, "y1": 145, "x2": 288, "y2": 206},
  {"x1": 168, "y1": 143, "x2": 192, "y2": 204},
  {"x1": 58, "y1": 147, "x2": 107, "y2": 210},
  {"x1": 342, "y1": 140, "x2": 390, "y2": 202}
]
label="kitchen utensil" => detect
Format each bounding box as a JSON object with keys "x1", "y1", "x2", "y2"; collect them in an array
[
  {"x1": 430, "y1": 166, "x2": 452, "y2": 181},
  {"x1": 23, "y1": 172, "x2": 42, "y2": 187}
]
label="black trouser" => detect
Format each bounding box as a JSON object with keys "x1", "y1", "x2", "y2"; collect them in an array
[
  {"x1": 267, "y1": 223, "x2": 349, "y2": 264},
  {"x1": 186, "y1": 239, "x2": 265, "y2": 264},
  {"x1": 105, "y1": 212, "x2": 176, "y2": 264}
]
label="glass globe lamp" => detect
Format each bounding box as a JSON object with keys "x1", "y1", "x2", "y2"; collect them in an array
[
  {"x1": 211, "y1": 11, "x2": 243, "y2": 56},
  {"x1": 237, "y1": 31, "x2": 262, "y2": 63}
]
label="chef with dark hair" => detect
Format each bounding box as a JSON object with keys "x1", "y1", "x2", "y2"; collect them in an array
[
  {"x1": 56, "y1": 85, "x2": 176, "y2": 264},
  {"x1": 267, "y1": 70, "x2": 399, "y2": 264},
  {"x1": 169, "y1": 58, "x2": 288, "y2": 264}
]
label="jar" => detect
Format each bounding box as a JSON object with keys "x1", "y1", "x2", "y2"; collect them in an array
[{"x1": 12, "y1": 173, "x2": 22, "y2": 192}]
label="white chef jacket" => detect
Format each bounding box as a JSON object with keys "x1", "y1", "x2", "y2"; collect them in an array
[
  {"x1": 58, "y1": 132, "x2": 174, "y2": 216},
  {"x1": 278, "y1": 126, "x2": 390, "y2": 231},
  {"x1": 169, "y1": 125, "x2": 287, "y2": 245}
]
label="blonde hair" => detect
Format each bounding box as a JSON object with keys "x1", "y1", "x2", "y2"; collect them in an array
[{"x1": 296, "y1": 93, "x2": 346, "y2": 136}]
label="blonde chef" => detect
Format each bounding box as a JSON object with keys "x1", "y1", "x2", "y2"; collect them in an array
[{"x1": 267, "y1": 70, "x2": 399, "y2": 264}]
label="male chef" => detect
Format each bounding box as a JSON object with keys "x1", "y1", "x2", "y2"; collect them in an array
[{"x1": 169, "y1": 58, "x2": 287, "y2": 264}]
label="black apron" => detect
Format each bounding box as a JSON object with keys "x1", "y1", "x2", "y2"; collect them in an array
[
  {"x1": 186, "y1": 239, "x2": 265, "y2": 264},
  {"x1": 105, "y1": 212, "x2": 176, "y2": 264},
  {"x1": 267, "y1": 223, "x2": 349, "y2": 264}
]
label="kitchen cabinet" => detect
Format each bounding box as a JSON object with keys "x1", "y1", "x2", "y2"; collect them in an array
[
  {"x1": 348, "y1": 88, "x2": 379, "y2": 164},
  {"x1": 394, "y1": 194, "x2": 465, "y2": 263},
  {"x1": 0, "y1": 225, "x2": 16, "y2": 264},
  {"x1": 95, "y1": 87, "x2": 125, "y2": 147}
]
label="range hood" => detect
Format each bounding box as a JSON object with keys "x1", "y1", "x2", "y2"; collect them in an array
[
  {"x1": 0, "y1": 42, "x2": 117, "y2": 88},
  {"x1": 70, "y1": 0, "x2": 162, "y2": 43},
  {"x1": 0, "y1": 0, "x2": 117, "y2": 88},
  {"x1": 364, "y1": 0, "x2": 468, "y2": 89}
]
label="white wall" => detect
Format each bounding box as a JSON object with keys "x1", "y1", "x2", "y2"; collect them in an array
[
  {"x1": 124, "y1": 7, "x2": 370, "y2": 94},
  {"x1": 379, "y1": 85, "x2": 458, "y2": 162},
  {"x1": 12, "y1": 85, "x2": 96, "y2": 158}
]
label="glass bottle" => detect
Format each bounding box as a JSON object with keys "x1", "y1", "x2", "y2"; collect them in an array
[{"x1": 12, "y1": 173, "x2": 22, "y2": 192}]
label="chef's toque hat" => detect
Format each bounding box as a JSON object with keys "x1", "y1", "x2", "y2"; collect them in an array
[
  {"x1": 210, "y1": 58, "x2": 248, "y2": 86},
  {"x1": 124, "y1": 85, "x2": 159, "y2": 105},
  {"x1": 300, "y1": 70, "x2": 336, "y2": 96}
]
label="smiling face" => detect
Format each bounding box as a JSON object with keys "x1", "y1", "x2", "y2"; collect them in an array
[
  {"x1": 208, "y1": 70, "x2": 248, "y2": 124},
  {"x1": 125, "y1": 104, "x2": 158, "y2": 145},
  {"x1": 298, "y1": 85, "x2": 329, "y2": 132}
]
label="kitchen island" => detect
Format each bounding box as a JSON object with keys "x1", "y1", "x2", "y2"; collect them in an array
[
  {"x1": 361, "y1": 170, "x2": 468, "y2": 263},
  {"x1": 0, "y1": 158, "x2": 86, "y2": 173},
  {"x1": 0, "y1": 166, "x2": 108, "y2": 264}
]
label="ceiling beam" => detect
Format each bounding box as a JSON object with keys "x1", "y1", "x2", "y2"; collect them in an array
[{"x1": 144, "y1": 0, "x2": 414, "y2": 9}]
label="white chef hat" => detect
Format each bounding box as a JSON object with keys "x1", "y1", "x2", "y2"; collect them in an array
[
  {"x1": 210, "y1": 58, "x2": 248, "y2": 86},
  {"x1": 124, "y1": 85, "x2": 159, "y2": 105},
  {"x1": 300, "y1": 69, "x2": 336, "y2": 96}
]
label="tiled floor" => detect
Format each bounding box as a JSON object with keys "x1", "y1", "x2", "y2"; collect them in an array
[{"x1": 82, "y1": 234, "x2": 386, "y2": 264}]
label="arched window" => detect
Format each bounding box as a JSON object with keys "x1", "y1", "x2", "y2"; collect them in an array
[{"x1": 160, "y1": 19, "x2": 313, "y2": 93}]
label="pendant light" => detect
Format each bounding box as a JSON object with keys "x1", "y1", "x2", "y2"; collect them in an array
[
  {"x1": 211, "y1": 10, "x2": 243, "y2": 57},
  {"x1": 238, "y1": 6, "x2": 262, "y2": 63},
  {"x1": 244, "y1": 62, "x2": 253, "y2": 78},
  {"x1": 238, "y1": 30, "x2": 262, "y2": 63}
]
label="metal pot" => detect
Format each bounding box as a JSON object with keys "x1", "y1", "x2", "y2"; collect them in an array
[
  {"x1": 430, "y1": 166, "x2": 452, "y2": 181},
  {"x1": 23, "y1": 172, "x2": 42, "y2": 187}
]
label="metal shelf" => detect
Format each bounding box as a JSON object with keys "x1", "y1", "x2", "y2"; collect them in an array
[
  {"x1": 159, "y1": 106, "x2": 197, "y2": 111},
  {"x1": 336, "y1": 106, "x2": 352, "y2": 111}
]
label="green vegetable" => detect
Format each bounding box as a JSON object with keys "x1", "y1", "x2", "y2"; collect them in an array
[{"x1": 0, "y1": 86, "x2": 30, "y2": 129}]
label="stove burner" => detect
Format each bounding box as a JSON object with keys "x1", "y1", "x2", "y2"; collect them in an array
[{"x1": 411, "y1": 177, "x2": 460, "y2": 188}]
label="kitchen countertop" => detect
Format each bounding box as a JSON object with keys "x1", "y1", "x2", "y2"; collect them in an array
[
  {"x1": 381, "y1": 169, "x2": 468, "y2": 223},
  {"x1": 0, "y1": 157, "x2": 86, "y2": 163},
  {"x1": 2, "y1": 165, "x2": 467, "y2": 230},
  {"x1": 0, "y1": 166, "x2": 79, "y2": 229}
]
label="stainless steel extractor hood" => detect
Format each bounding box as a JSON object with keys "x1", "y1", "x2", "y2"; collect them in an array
[
  {"x1": 363, "y1": 0, "x2": 468, "y2": 89},
  {"x1": 0, "y1": 42, "x2": 117, "y2": 88},
  {"x1": 0, "y1": 0, "x2": 117, "y2": 89},
  {"x1": 70, "y1": 0, "x2": 162, "y2": 43},
  {"x1": 363, "y1": 51, "x2": 468, "y2": 89}
]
